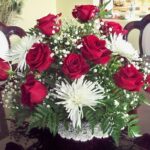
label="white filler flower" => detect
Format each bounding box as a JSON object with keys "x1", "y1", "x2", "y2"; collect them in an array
[
  {"x1": 8, "y1": 35, "x2": 39, "y2": 71},
  {"x1": 55, "y1": 76, "x2": 104, "y2": 128},
  {"x1": 108, "y1": 34, "x2": 139, "y2": 61}
]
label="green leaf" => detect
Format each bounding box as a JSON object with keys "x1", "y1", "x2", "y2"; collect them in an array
[
  {"x1": 143, "y1": 98, "x2": 150, "y2": 105},
  {"x1": 111, "y1": 129, "x2": 120, "y2": 146},
  {"x1": 29, "y1": 104, "x2": 59, "y2": 135},
  {"x1": 128, "y1": 126, "x2": 140, "y2": 137},
  {"x1": 100, "y1": 0, "x2": 111, "y2": 9},
  {"x1": 128, "y1": 119, "x2": 139, "y2": 127},
  {"x1": 101, "y1": 118, "x2": 112, "y2": 134}
]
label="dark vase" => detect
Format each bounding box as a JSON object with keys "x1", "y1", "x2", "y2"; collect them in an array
[
  {"x1": 7, "y1": 120, "x2": 148, "y2": 150},
  {"x1": 26, "y1": 128, "x2": 148, "y2": 150},
  {"x1": 27, "y1": 128, "x2": 117, "y2": 150}
]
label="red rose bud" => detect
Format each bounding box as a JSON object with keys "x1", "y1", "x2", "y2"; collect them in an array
[
  {"x1": 145, "y1": 74, "x2": 150, "y2": 84},
  {"x1": 72, "y1": 5, "x2": 99, "y2": 22},
  {"x1": 100, "y1": 21, "x2": 128, "y2": 36},
  {"x1": 36, "y1": 13, "x2": 61, "y2": 36},
  {"x1": 114, "y1": 64, "x2": 144, "y2": 91},
  {"x1": 0, "y1": 58, "x2": 11, "y2": 81},
  {"x1": 21, "y1": 74, "x2": 47, "y2": 107},
  {"x1": 26, "y1": 43, "x2": 54, "y2": 72},
  {"x1": 62, "y1": 53, "x2": 89, "y2": 79},
  {"x1": 81, "y1": 35, "x2": 111, "y2": 64}
]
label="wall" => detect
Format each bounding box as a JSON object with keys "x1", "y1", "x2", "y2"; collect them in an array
[
  {"x1": 16, "y1": 0, "x2": 150, "y2": 30},
  {"x1": 56, "y1": 0, "x2": 93, "y2": 19},
  {"x1": 16, "y1": 0, "x2": 56, "y2": 31},
  {"x1": 17, "y1": 0, "x2": 96, "y2": 30}
]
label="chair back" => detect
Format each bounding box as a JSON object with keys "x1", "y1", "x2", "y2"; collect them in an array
[
  {"x1": 0, "y1": 22, "x2": 26, "y2": 59},
  {"x1": 0, "y1": 22, "x2": 26, "y2": 139},
  {"x1": 124, "y1": 15, "x2": 150, "y2": 134},
  {"x1": 124, "y1": 14, "x2": 150, "y2": 57}
]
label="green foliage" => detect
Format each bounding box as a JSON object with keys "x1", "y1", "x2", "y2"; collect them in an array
[
  {"x1": 84, "y1": 106, "x2": 104, "y2": 133},
  {"x1": 29, "y1": 104, "x2": 59, "y2": 135},
  {"x1": 127, "y1": 115, "x2": 140, "y2": 138},
  {"x1": 98, "y1": 0, "x2": 112, "y2": 18},
  {"x1": 83, "y1": 85, "x2": 143, "y2": 144},
  {"x1": 28, "y1": 100, "x2": 68, "y2": 135}
]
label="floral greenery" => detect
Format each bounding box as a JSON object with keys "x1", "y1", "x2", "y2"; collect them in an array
[{"x1": 1, "y1": 2, "x2": 149, "y2": 145}]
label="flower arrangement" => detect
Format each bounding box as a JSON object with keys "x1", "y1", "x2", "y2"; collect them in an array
[{"x1": 1, "y1": 2, "x2": 150, "y2": 144}]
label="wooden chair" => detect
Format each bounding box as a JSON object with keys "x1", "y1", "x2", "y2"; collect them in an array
[
  {"x1": 124, "y1": 14, "x2": 150, "y2": 134},
  {"x1": 0, "y1": 22, "x2": 26, "y2": 140},
  {"x1": 124, "y1": 14, "x2": 150, "y2": 57}
]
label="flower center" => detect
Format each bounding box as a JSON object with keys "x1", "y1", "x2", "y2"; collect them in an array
[{"x1": 72, "y1": 94, "x2": 83, "y2": 105}]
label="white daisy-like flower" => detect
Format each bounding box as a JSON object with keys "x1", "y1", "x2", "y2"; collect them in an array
[
  {"x1": 8, "y1": 35, "x2": 40, "y2": 71},
  {"x1": 55, "y1": 76, "x2": 104, "y2": 128},
  {"x1": 107, "y1": 34, "x2": 139, "y2": 61}
]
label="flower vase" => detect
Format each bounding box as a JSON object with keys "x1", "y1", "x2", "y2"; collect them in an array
[
  {"x1": 26, "y1": 127, "x2": 145, "y2": 150},
  {"x1": 27, "y1": 128, "x2": 116, "y2": 150}
]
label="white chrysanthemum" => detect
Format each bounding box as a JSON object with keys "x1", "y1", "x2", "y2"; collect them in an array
[
  {"x1": 108, "y1": 34, "x2": 139, "y2": 61},
  {"x1": 55, "y1": 76, "x2": 104, "y2": 128},
  {"x1": 8, "y1": 35, "x2": 40, "y2": 71}
]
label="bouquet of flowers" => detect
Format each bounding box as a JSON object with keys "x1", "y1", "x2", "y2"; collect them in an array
[{"x1": 1, "y1": 2, "x2": 150, "y2": 144}]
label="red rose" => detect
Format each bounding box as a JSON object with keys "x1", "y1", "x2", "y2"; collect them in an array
[
  {"x1": 62, "y1": 53, "x2": 89, "y2": 79},
  {"x1": 72, "y1": 5, "x2": 99, "y2": 22},
  {"x1": 36, "y1": 13, "x2": 61, "y2": 36},
  {"x1": 145, "y1": 87, "x2": 150, "y2": 93},
  {"x1": 114, "y1": 65, "x2": 144, "y2": 91},
  {"x1": 80, "y1": 35, "x2": 111, "y2": 64},
  {"x1": 21, "y1": 74, "x2": 47, "y2": 107},
  {"x1": 0, "y1": 58, "x2": 10, "y2": 81},
  {"x1": 26, "y1": 43, "x2": 54, "y2": 72},
  {"x1": 100, "y1": 21, "x2": 127, "y2": 35}
]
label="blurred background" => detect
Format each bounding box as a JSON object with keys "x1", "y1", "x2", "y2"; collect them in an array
[{"x1": 0, "y1": 0, "x2": 150, "y2": 30}]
